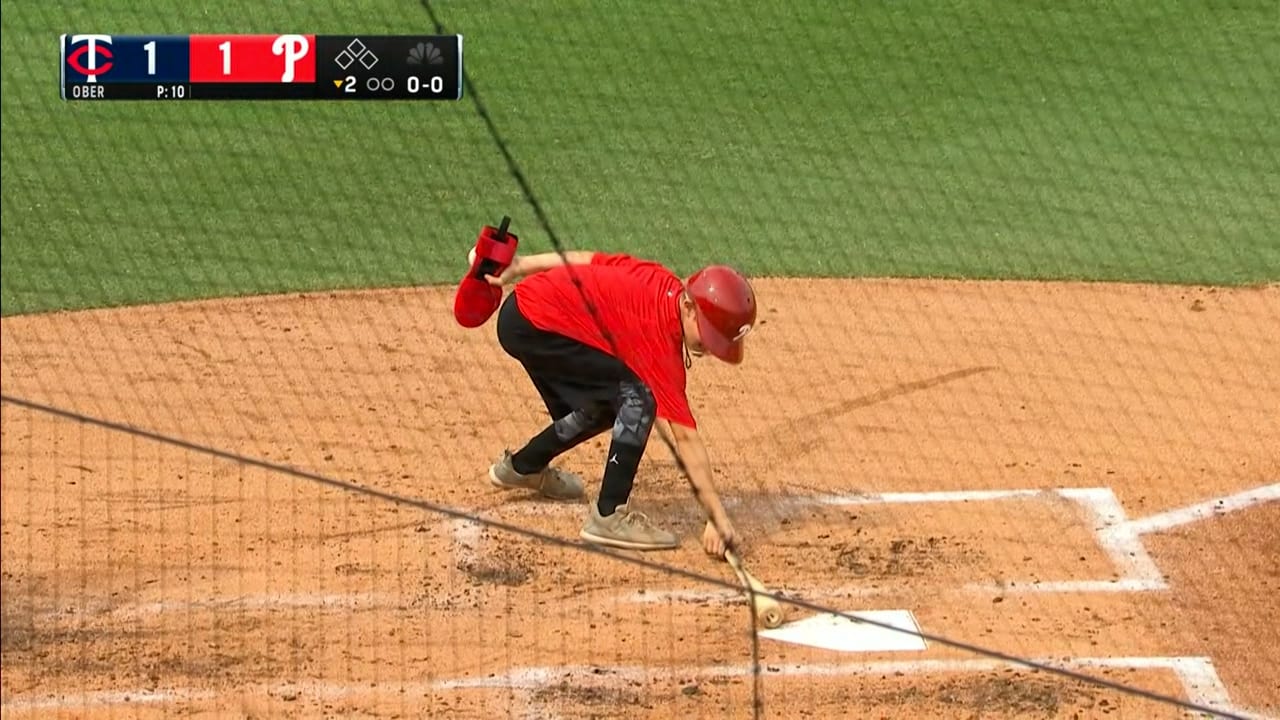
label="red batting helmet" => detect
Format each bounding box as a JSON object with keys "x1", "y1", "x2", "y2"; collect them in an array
[{"x1": 685, "y1": 265, "x2": 757, "y2": 364}]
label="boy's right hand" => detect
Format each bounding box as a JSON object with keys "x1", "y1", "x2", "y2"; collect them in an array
[{"x1": 702, "y1": 516, "x2": 737, "y2": 558}]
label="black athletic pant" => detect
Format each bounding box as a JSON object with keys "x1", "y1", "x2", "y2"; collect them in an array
[{"x1": 496, "y1": 292, "x2": 656, "y2": 517}]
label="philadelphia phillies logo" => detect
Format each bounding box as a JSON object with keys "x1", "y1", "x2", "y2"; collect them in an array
[
  {"x1": 271, "y1": 34, "x2": 310, "y2": 82},
  {"x1": 67, "y1": 34, "x2": 113, "y2": 82}
]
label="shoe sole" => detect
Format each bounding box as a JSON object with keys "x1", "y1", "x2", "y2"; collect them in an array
[{"x1": 580, "y1": 528, "x2": 679, "y2": 551}]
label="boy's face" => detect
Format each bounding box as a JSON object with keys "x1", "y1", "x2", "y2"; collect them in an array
[{"x1": 680, "y1": 294, "x2": 706, "y2": 357}]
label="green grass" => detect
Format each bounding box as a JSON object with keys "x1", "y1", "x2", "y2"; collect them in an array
[{"x1": 3, "y1": 1, "x2": 1278, "y2": 315}]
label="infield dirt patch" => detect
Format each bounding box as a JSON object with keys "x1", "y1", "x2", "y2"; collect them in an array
[{"x1": 2, "y1": 278, "x2": 1277, "y2": 719}]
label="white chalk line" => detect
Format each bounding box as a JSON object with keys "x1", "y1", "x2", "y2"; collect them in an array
[
  {"x1": 0, "y1": 681, "x2": 444, "y2": 714},
  {"x1": 1060, "y1": 487, "x2": 1168, "y2": 591},
  {"x1": 433, "y1": 655, "x2": 1269, "y2": 719},
  {"x1": 786, "y1": 483, "x2": 1277, "y2": 594},
  {"x1": 50, "y1": 482, "x2": 1276, "y2": 620},
  {"x1": 473, "y1": 486, "x2": 1164, "y2": 602},
  {"x1": 36, "y1": 519, "x2": 491, "y2": 622},
  {"x1": 0, "y1": 688, "x2": 215, "y2": 713},
  {"x1": 6, "y1": 656, "x2": 1267, "y2": 719},
  {"x1": 478, "y1": 482, "x2": 1277, "y2": 600},
  {"x1": 46, "y1": 592, "x2": 403, "y2": 621},
  {"x1": 628, "y1": 579, "x2": 1173, "y2": 608},
  {"x1": 0, "y1": 680, "x2": 560, "y2": 720},
  {"x1": 965, "y1": 578, "x2": 1167, "y2": 594},
  {"x1": 807, "y1": 488, "x2": 1050, "y2": 505},
  {"x1": 36, "y1": 577, "x2": 1156, "y2": 624},
  {"x1": 74, "y1": 517, "x2": 491, "y2": 619},
  {"x1": 433, "y1": 655, "x2": 1196, "y2": 687},
  {"x1": 1121, "y1": 483, "x2": 1280, "y2": 536},
  {"x1": 624, "y1": 585, "x2": 891, "y2": 605}
]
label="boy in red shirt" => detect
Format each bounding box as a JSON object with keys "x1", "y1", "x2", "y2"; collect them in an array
[{"x1": 482, "y1": 250, "x2": 756, "y2": 556}]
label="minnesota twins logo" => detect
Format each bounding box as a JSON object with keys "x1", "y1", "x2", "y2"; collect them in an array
[{"x1": 66, "y1": 34, "x2": 114, "y2": 82}]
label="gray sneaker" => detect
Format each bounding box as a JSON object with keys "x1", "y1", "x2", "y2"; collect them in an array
[
  {"x1": 580, "y1": 503, "x2": 679, "y2": 550},
  {"x1": 489, "y1": 450, "x2": 585, "y2": 501}
]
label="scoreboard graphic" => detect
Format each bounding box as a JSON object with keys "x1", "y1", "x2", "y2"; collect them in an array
[{"x1": 60, "y1": 34, "x2": 463, "y2": 101}]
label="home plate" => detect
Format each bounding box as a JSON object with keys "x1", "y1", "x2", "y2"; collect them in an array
[{"x1": 758, "y1": 609, "x2": 927, "y2": 652}]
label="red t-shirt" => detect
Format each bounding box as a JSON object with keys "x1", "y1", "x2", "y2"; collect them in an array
[{"x1": 512, "y1": 252, "x2": 696, "y2": 428}]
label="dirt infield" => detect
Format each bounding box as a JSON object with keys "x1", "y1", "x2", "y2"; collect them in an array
[{"x1": 2, "y1": 279, "x2": 1277, "y2": 719}]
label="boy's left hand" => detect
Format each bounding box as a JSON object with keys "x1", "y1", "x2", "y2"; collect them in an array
[{"x1": 484, "y1": 254, "x2": 524, "y2": 286}]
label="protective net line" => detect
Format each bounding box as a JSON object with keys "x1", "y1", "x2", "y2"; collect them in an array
[
  {"x1": 413, "y1": 3, "x2": 1248, "y2": 718},
  {"x1": 0, "y1": 393, "x2": 1245, "y2": 719}
]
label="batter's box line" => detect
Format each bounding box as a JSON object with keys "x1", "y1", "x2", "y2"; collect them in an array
[
  {"x1": 624, "y1": 584, "x2": 893, "y2": 606},
  {"x1": 471, "y1": 483, "x2": 1279, "y2": 597},
  {"x1": 39, "y1": 591, "x2": 403, "y2": 622},
  {"x1": 433, "y1": 655, "x2": 1270, "y2": 720},
  {"x1": 780, "y1": 483, "x2": 1279, "y2": 595},
  {"x1": 63, "y1": 484, "x2": 1278, "y2": 621},
  {"x1": 6, "y1": 656, "x2": 1262, "y2": 719}
]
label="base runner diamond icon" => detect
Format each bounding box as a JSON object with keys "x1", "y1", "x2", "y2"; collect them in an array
[{"x1": 335, "y1": 38, "x2": 378, "y2": 70}]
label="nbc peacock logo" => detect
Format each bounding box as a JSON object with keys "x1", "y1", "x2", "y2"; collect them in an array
[{"x1": 406, "y1": 42, "x2": 444, "y2": 66}]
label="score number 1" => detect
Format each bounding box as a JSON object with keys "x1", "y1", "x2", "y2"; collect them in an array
[
  {"x1": 140, "y1": 39, "x2": 215, "y2": 74},
  {"x1": 141, "y1": 39, "x2": 222, "y2": 74}
]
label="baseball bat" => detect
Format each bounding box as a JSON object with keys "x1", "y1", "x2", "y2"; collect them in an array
[{"x1": 725, "y1": 549, "x2": 785, "y2": 629}]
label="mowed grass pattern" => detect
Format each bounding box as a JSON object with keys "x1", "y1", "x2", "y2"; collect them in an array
[{"x1": 2, "y1": 1, "x2": 1278, "y2": 314}]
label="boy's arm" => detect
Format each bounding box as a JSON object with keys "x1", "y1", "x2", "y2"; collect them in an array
[{"x1": 485, "y1": 251, "x2": 596, "y2": 285}]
